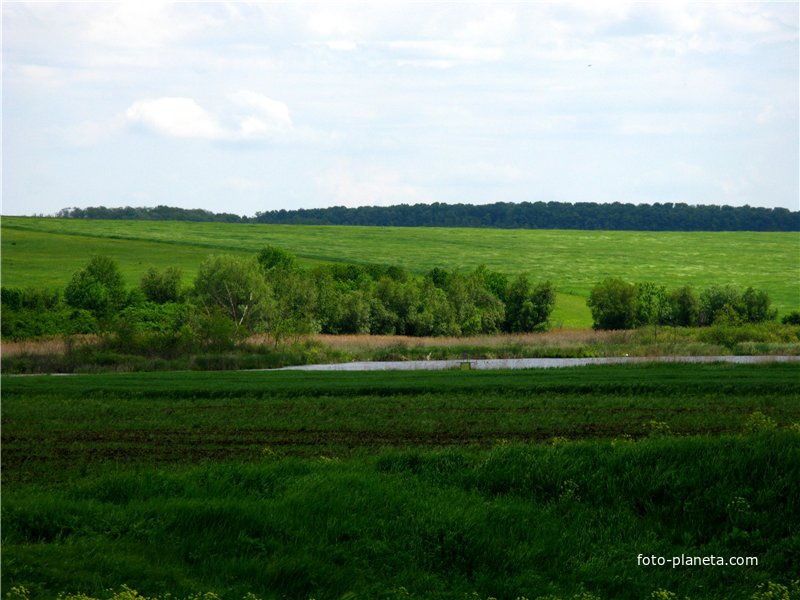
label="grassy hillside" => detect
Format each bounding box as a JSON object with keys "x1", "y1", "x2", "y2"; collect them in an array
[
  {"x1": 3, "y1": 217, "x2": 798, "y2": 327},
  {"x1": 3, "y1": 364, "x2": 799, "y2": 599}
]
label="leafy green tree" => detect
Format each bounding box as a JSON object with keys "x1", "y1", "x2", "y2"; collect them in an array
[
  {"x1": 741, "y1": 287, "x2": 775, "y2": 323},
  {"x1": 257, "y1": 245, "x2": 297, "y2": 272},
  {"x1": 426, "y1": 267, "x2": 450, "y2": 289},
  {"x1": 699, "y1": 285, "x2": 742, "y2": 325},
  {"x1": 408, "y1": 280, "x2": 458, "y2": 336},
  {"x1": 667, "y1": 285, "x2": 699, "y2": 327},
  {"x1": 635, "y1": 282, "x2": 669, "y2": 337},
  {"x1": 140, "y1": 267, "x2": 182, "y2": 304},
  {"x1": 264, "y1": 268, "x2": 320, "y2": 347},
  {"x1": 445, "y1": 269, "x2": 505, "y2": 335},
  {"x1": 341, "y1": 289, "x2": 372, "y2": 334},
  {"x1": 505, "y1": 275, "x2": 555, "y2": 332},
  {"x1": 587, "y1": 278, "x2": 637, "y2": 330},
  {"x1": 64, "y1": 256, "x2": 126, "y2": 318},
  {"x1": 478, "y1": 267, "x2": 510, "y2": 304},
  {"x1": 193, "y1": 255, "x2": 271, "y2": 336},
  {"x1": 373, "y1": 277, "x2": 418, "y2": 335}
]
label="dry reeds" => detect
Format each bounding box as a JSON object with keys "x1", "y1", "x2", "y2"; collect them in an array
[{"x1": 1, "y1": 335, "x2": 99, "y2": 357}]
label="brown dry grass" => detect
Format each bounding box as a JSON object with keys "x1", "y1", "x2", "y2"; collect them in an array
[
  {"x1": 1, "y1": 335, "x2": 99, "y2": 357},
  {"x1": 305, "y1": 329, "x2": 629, "y2": 352},
  {"x1": 2, "y1": 330, "x2": 632, "y2": 358}
]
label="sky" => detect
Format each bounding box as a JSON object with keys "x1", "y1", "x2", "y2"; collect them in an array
[{"x1": 2, "y1": 1, "x2": 798, "y2": 217}]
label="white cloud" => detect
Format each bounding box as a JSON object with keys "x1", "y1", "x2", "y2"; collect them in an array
[
  {"x1": 125, "y1": 92, "x2": 295, "y2": 141},
  {"x1": 126, "y1": 97, "x2": 224, "y2": 139},
  {"x1": 230, "y1": 90, "x2": 292, "y2": 132}
]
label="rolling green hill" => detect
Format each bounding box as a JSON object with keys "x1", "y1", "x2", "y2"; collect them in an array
[{"x1": 2, "y1": 217, "x2": 798, "y2": 327}]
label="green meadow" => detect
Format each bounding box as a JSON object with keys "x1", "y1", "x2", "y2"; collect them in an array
[
  {"x1": 3, "y1": 217, "x2": 799, "y2": 327},
  {"x1": 2, "y1": 364, "x2": 800, "y2": 599}
]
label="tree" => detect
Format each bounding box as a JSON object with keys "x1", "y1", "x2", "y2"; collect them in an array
[
  {"x1": 257, "y1": 245, "x2": 296, "y2": 272},
  {"x1": 193, "y1": 255, "x2": 271, "y2": 336},
  {"x1": 480, "y1": 268, "x2": 510, "y2": 305},
  {"x1": 699, "y1": 285, "x2": 742, "y2": 326},
  {"x1": 372, "y1": 277, "x2": 418, "y2": 335},
  {"x1": 741, "y1": 287, "x2": 775, "y2": 323},
  {"x1": 140, "y1": 267, "x2": 182, "y2": 304},
  {"x1": 263, "y1": 268, "x2": 319, "y2": 347},
  {"x1": 407, "y1": 280, "x2": 458, "y2": 336},
  {"x1": 64, "y1": 256, "x2": 126, "y2": 318},
  {"x1": 635, "y1": 282, "x2": 669, "y2": 337},
  {"x1": 444, "y1": 269, "x2": 505, "y2": 335},
  {"x1": 505, "y1": 275, "x2": 555, "y2": 332},
  {"x1": 587, "y1": 278, "x2": 637, "y2": 330},
  {"x1": 667, "y1": 285, "x2": 699, "y2": 327}
]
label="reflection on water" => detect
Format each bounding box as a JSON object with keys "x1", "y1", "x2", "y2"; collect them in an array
[{"x1": 278, "y1": 355, "x2": 800, "y2": 371}]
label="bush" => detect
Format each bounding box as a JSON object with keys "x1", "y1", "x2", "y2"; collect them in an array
[
  {"x1": 1, "y1": 307, "x2": 98, "y2": 340},
  {"x1": 257, "y1": 245, "x2": 296, "y2": 272},
  {"x1": 587, "y1": 278, "x2": 637, "y2": 330},
  {"x1": 193, "y1": 254, "x2": 272, "y2": 335},
  {"x1": 781, "y1": 311, "x2": 800, "y2": 326},
  {"x1": 741, "y1": 286, "x2": 776, "y2": 323},
  {"x1": 64, "y1": 256, "x2": 126, "y2": 319},
  {"x1": 698, "y1": 284, "x2": 742, "y2": 326},
  {"x1": 504, "y1": 275, "x2": 555, "y2": 332},
  {"x1": 140, "y1": 267, "x2": 182, "y2": 304},
  {"x1": 666, "y1": 286, "x2": 699, "y2": 327}
]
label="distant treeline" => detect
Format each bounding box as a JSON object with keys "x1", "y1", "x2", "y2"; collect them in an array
[
  {"x1": 56, "y1": 201, "x2": 800, "y2": 231},
  {"x1": 56, "y1": 205, "x2": 245, "y2": 223}
]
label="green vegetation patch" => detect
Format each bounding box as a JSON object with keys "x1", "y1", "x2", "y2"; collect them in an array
[
  {"x1": 2, "y1": 436, "x2": 798, "y2": 599},
  {"x1": 3, "y1": 218, "x2": 798, "y2": 325},
  {"x1": 4, "y1": 363, "x2": 799, "y2": 599},
  {"x1": 4, "y1": 364, "x2": 799, "y2": 482}
]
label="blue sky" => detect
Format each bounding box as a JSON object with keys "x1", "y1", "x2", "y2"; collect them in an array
[{"x1": 3, "y1": 1, "x2": 798, "y2": 216}]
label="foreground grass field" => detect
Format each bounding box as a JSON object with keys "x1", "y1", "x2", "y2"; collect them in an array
[
  {"x1": 3, "y1": 217, "x2": 799, "y2": 327},
  {"x1": 3, "y1": 364, "x2": 799, "y2": 599}
]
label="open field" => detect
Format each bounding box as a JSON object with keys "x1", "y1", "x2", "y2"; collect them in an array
[
  {"x1": 2, "y1": 364, "x2": 800, "y2": 599},
  {"x1": 4, "y1": 363, "x2": 800, "y2": 477},
  {"x1": 3, "y1": 217, "x2": 799, "y2": 327}
]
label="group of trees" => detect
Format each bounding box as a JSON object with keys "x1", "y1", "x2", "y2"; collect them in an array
[
  {"x1": 0, "y1": 249, "x2": 557, "y2": 345},
  {"x1": 2, "y1": 250, "x2": 791, "y2": 347},
  {"x1": 587, "y1": 278, "x2": 778, "y2": 331},
  {"x1": 55, "y1": 201, "x2": 799, "y2": 232},
  {"x1": 190, "y1": 250, "x2": 556, "y2": 341}
]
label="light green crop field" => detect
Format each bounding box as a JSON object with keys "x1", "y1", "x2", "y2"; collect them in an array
[{"x1": 2, "y1": 217, "x2": 799, "y2": 327}]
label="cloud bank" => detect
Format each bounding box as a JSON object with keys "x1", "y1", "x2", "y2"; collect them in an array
[{"x1": 2, "y1": 1, "x2": 797, "y2": 215}]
